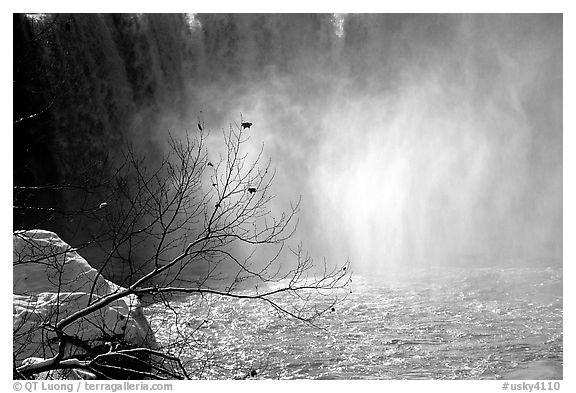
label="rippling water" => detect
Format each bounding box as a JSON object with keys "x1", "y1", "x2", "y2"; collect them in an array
[{"x1": 145, "y1": 266, "x2": 562, "y2": 379}]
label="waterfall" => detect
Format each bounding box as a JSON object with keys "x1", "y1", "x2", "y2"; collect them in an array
[{"x1": 14, "y1": 14, "x2": 562, "y2": 280}]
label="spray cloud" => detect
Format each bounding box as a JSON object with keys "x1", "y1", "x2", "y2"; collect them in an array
[{"x1": 171, "y1": 14, "x2": 561, "y2": 276}]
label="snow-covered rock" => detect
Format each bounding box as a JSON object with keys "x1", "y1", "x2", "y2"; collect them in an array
[{"x1": 13, "y1": 230, "x2": 156, "y2": 366}]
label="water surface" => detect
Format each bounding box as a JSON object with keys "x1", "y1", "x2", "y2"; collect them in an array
[{"x1": 145, "y1": 266, "x2": 562, "y2": 379}]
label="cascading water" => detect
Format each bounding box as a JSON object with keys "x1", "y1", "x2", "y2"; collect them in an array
[
  {"x1": 14, "y1": 13, "x2": 562, "y2": 379},
  {"x1": 180, "y1": 14, "x2": 562, "y2": 276}
]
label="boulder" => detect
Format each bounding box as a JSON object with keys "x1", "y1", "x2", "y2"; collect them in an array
[{"x1": 13, "y1": 230, "x2": 156, "y2": 368}]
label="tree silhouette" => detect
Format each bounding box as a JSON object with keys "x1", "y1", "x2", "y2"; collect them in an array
[{"x1": 13, "y1": 120, "x2": 351, "y2": 379}]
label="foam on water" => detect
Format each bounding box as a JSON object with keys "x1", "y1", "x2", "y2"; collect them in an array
[{"x1": 145, "y1": 265, "x2": 562, "y2": 379}]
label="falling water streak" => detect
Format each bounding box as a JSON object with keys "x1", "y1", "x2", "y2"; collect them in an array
[{"x1": 16, "y1": 13, "x2": 561, "y2": 276}]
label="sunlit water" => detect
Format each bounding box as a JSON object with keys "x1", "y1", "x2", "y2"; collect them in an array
[{"x1": 144, "y1": 266, "x2": 562, "y2": 379}]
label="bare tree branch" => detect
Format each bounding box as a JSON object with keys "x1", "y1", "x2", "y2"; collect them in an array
[{"x1": 14, "y1": 119, "x2": 351, "y2": 379}]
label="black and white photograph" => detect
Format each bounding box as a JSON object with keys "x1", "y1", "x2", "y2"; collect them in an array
[{"x1": 11, "y1": 9, "x2": 564, "y2": 385}]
